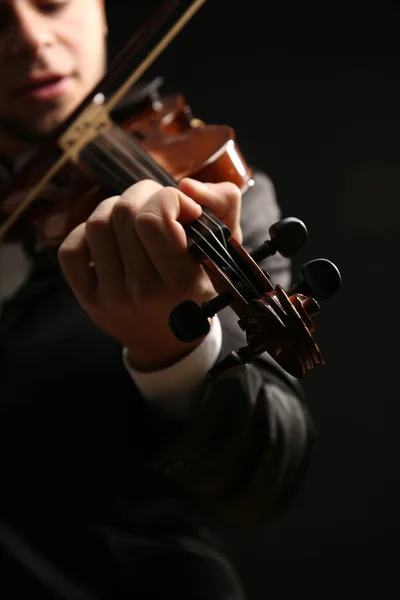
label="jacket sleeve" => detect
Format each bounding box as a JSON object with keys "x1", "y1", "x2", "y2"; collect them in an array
[{"x1": 146, "y1": 170, "x2": 316, "y2": 526}]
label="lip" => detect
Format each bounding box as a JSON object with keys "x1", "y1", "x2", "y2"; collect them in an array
[{"x1": 13, "y1": 75, "x2": 73, "y2": 101}]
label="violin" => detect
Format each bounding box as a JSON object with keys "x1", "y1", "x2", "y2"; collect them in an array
[{"x1": 0, "y1": 0, "x2": 341, "y2": 381}]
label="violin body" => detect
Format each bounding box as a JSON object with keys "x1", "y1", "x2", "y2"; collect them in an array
[
  {"x1": 0, "y1": 84, "x2": 253, "y2": 246},
  {"x1": 118, "y1": 91, "x2": 254, "y2": 189},
  {"x1": 0, "y1": 0, "x2": 341, "y2": 381}
]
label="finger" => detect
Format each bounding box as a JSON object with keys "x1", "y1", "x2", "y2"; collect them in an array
[
  {"x1": 111, "y1": 180, "x2": 164, "y2": 291},
  {"x1": 178, "y1": 178, "x2": 242, "y2": 242},
  {"x1": 58, "y1": 222, "x2": 97, "y2": 306},
  {"x1": 85, "y1": 196, "x2": 126, "y2": 299},
  {"x1": 134, "y1": 186, "x2": 203, "y2": 289}
]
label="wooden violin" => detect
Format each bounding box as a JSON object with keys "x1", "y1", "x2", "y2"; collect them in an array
[{"x1": 0, "y1": 0, "x2": 341, "y2": 381}]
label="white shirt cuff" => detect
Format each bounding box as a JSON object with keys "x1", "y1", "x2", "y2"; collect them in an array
[{"x1": 122, "y1": 316, "x2": 222, "y2": 418}]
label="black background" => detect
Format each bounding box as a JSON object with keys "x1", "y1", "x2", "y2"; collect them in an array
[{"x1": 106, "y1": 2, "x2": 399, "y2": 598}]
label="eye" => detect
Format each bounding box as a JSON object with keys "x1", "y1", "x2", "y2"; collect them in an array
[
  {"x1": 38, "y1": 0, "x2": 69, "y2": 15},
  {"x1": 0, "y1": 1, "x2": 69, "y2": 37}
]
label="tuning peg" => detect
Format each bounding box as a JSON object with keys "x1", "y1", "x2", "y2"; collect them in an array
[
  {"x1": 288, "y1": 258, "x2": 342, "y2": 301},
  {"x1": 250, "y1": 217, "x2": 308, "y2": 263},
  {"x1": 169, "y1": 293, "x2": 231, "y2": 343},
  {"x1": 169, "y1": 300, "x2": 210, "y2": 342}
]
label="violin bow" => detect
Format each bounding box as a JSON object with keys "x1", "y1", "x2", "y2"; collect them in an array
[{"x1": 0, "y1": 0, "x2": 207, "y2": 241}]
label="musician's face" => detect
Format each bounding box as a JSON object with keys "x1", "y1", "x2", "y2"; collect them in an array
[{"x1": 0, "y1": 0, "x2": 108, "y2": 153}]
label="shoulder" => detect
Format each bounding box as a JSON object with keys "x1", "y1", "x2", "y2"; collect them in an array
[
  {"x1": 241, "y1": 169, "x2": 280, "y2": 227},
  {"x1": 240, "y1": 168, "x2": 281, "y2": 248},
  {"x1": 240, "y1": 168, "x2": 291, "y2": 288}
]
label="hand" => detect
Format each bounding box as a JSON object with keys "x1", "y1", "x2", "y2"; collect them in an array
[{"x1": 58, "y1": 177, "x2": 242, "y2": 371}]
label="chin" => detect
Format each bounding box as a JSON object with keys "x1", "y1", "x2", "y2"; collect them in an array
[{"x1": 34, "y1": 105, "x2": 76, "y2": 137}]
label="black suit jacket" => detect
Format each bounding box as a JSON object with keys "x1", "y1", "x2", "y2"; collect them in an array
[{"x1": 0, "y1": 169, "x2": 314, "y2": 599}]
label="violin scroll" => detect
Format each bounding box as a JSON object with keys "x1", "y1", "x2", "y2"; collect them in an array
[{"x1": 169, "y1": 216, "x2": 341, "y2": 381}]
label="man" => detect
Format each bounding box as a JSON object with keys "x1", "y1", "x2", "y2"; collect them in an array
[{"x1": 0, "y1": 1, "x2": 314, "y2": 598}]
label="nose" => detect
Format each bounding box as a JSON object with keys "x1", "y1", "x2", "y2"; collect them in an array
[{"x1": 8, "y1": 6, "x2": 55, "y2": 57}]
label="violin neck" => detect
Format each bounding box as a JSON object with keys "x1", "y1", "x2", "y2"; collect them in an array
[{"x1": 80, "y1": 123, "x2": 177, "y2": 192}]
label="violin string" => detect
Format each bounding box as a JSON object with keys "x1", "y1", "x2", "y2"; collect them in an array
[
  {"x1": 184, "y1": 223, "x2": 260, "y2": 300},
  {"x1": 197, "y1": 211, "x2": 228, "y2": 252},
  {"x1": 86, "y1": 131, "x2": 253, "y2": 288},
  {"x1": 85, "y1": 127, "x2": 175, "y2": 187},
  {"x1": 90, "y1": 129, "x2": 245, "y2": 274},
  {"x1": 0, "y1": 1, "x2": 207, "y2": 241},
  {"x1": 82, "y1": 144, "x2": 133, "y2": 191},
  {"x1": 194, "y1": 211, "x2": 263, "y2": 294},
  {"x1": 82, "y1": 129, "x2": 260, "y2": 296},
  {"x1": 83, "y1": 147, "x2": 139, "y2": 191},
  {"x1": 85, "y1": 130, "x2": 259, "y2": 295},
  {"x1": 188, "y1": 217, "x2": 260, "y2": 297}
]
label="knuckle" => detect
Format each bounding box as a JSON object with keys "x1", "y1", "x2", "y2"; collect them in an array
[
  {"x1": 112, "y1": 197, "x2": 135, "y2": 220},
  {"x1": 137, "y1": 179, "x2": 163, "y2": 195},
  {"x1": 138, "y1": 185, "x2": 179, "y2": 220},
  {"x1": 58, "y1": 223, "x2": 85, "y2": 258},
  {"x1": 224, "y1": 181, "x2": 242, "y2": 204},
  {"x1": 121, "y1": 179, "x2": 162, "y2": 202},
  {"x1": 57, "y1": 243, "x2": 69, "y2": 264},
  {"x1": 147, "y1": 185, "x2": 177, "y2": 208},
  {"x1": 162, "y1": 185, "x2": 178, "y2": 199},
  {"x1": 86, "y1": 197, "x2": 118, "y2": 229},
  {"x1": 154, "y1": 185, "x2": 179, "y2": 214},
  {"x1": 86, "y1": 213, "x2": 109, "y2": 231},
  {"x1": 112, "y1": 199, "x2": 139, "y2": 229}
]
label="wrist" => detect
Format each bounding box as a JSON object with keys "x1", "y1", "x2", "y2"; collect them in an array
[{"x1": 122, "y1": 316, "x2": 222, "y2": 418}]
